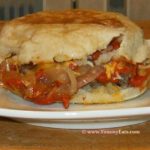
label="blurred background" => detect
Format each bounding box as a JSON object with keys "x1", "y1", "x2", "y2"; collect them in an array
[{"x1": 0, "y1": 0, "x2": 149, "y2": 20}]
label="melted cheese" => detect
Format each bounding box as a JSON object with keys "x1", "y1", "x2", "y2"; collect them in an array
[{"x1": 105, "y1": 62, "x2": 117, "y2": 79}]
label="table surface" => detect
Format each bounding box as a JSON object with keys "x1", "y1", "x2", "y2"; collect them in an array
[{"x1": 0, "y1": 21, "x2": 150, "y2": 150}]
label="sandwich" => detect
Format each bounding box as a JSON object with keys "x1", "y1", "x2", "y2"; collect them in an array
[{"x1": 0, "y1": 10, "x2": 149, "y2": 108}]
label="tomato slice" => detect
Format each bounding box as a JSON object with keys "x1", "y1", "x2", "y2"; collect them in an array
[
  {"x1": 2, "y1": 71, "x2": 23, "y2": 90},
  {"x1": 118, "y1": 66, "x2": 134, "y2": 74},
  {"x1": 109, "y1": 38, "x2": 120, "y2": 50},
  {"x1": 129, "y1": 75, "x2": 147, "y2": 87},
  {"x1": 96, "y1": 58, "x2": 139, "y2": 85},
  {"x1": 97, "y1": 71, "x2": 109, "y2": 84},
  {"x1": 34, "y1": 93, "x2": 70, "y2": 109},
  {"x1": 97, "y1": 71, "x2": 119, "y2": 84},
  {"x1": 91, "y1": 50, "x2": 101, "y2": 61}
]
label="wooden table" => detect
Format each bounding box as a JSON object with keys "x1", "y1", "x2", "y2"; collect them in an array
[{"x1": 0, "y1": 21, "x2": 150, "y2": 150}]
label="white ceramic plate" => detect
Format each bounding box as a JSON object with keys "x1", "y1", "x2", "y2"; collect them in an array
[
  {"x1": 0, "y1": 88, "x2": 150, "y2": 129},
  {"x1": 0, "y1": 40, "x2": 150, "y2": 129}
]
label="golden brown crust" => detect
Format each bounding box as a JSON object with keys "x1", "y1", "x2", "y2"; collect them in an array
[
  {"x1": 0, "y1": 9, "x2": 148, "y2": 64},
  {"x1": 10, "y1": 10, "x2": 123, "y2": 27}
]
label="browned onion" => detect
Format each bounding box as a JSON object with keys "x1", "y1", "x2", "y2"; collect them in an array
[
  {"x1": 64, "y1": 67, "x2": 77, "y2": 95},
  {"x1": 77, "y1": 66, "x2": 103, "y2": 88}
]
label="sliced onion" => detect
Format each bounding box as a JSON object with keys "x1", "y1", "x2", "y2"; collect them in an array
[
  {"x1": 64, "y1": 67, "x2": 77, "y2": 95},
  {"x1": 77, "y1": 66, "x2": 103, "y2": 88}
]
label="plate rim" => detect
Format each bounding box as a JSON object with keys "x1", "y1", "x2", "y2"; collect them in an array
[{"x1": 0, "y1": 106, "x2": 150, "y2": 119}]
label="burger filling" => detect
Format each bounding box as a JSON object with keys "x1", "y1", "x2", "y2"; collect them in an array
[{"x1": 0, "y1": 36, "x2": 149, "y2": 108}]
